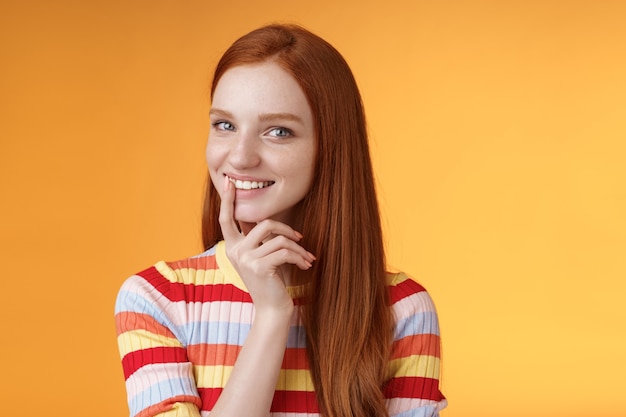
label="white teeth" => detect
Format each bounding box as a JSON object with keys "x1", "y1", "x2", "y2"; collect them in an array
[{"x1": 228, "y1": 176, "x2": 274, "y2": 190}]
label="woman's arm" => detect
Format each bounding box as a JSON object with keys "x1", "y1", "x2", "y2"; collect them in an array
[
  {"x1": 208, "y1": 177, "x2": 314, "y2": 416},
  {"x1": 208, "y1": 307, "x2": 292, "y2": 415},
  {"x1": 115, "y1": 272, "x2": 203, "y2": 417}
]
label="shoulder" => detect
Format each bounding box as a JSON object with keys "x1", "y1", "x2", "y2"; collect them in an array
[
  {"x1": 386, "y1": 272, "x2": 441, "y2": 337},
  {"x1": 115, "y1": 243, "x2": 229, "y2": 310},
  {"x1": 122, "y1": 243, "x2": 218, "y2": 285},
  {"x1": 387, "y1": 271, "x2": 428, "y2": 300},
  {"x1": 387, "y1": 271, "x2": 437, "y2": 311}
]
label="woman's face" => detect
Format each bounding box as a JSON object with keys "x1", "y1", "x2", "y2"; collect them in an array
[{"x1": 207, "y1": 61, "x2": 316, "y2": 226}]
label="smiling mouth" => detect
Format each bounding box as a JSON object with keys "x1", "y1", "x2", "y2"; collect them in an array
[{"x1": 227, "y1": 175, "x2": 275, "y2": 190}]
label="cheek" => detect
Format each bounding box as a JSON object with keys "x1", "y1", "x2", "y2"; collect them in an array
[
  {"x1": 205, "y1": 139, "x2": 216, "y2": 165},
  {"x1": 206, "y1": 139, "x2": 224, "y2": 171},
  {"x1": 208, "y1": 171, "x2": 222, "y2": 196},
  {"x1": 303, "y1": 146, "x2": 318, "y2": 183},
  {"x1": 205, "y1": 141, "x2": 223, "y2": 193},
  {"x1": 291, "y1": 154, "x2": 316, "y2": 192}
]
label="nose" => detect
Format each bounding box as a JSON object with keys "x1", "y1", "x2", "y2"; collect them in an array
[{"x1": 229, "y1": 131, "x2": 261, "y2": 169}]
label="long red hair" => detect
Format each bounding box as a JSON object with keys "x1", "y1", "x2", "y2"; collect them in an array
[{"x1": 202, "y1": 24, "x2": 393, "y2": 417}]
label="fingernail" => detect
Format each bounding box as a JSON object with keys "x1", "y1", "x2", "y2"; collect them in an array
[
  {"x1": 294, "y1": 231, "x2": 304, "y2": 239},
  {"x1": 307, "y1": 251, "x2": 316, "y2": 261},
  {"x1": 223, "y1": 175, "x2": 229, "y2": 192}
]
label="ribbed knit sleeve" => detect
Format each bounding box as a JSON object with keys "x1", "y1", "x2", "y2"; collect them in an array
[
  {"x1": 385, "y1": 273, "x2": 447, "y2": 417},
  {"x1": 115, "y1": 264, "x2": 203, "y2": 417}
]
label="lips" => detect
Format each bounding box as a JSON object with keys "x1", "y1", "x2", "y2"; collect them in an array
[{"x1": 226, "y1": 175, "x2": 275, "y2": 190}]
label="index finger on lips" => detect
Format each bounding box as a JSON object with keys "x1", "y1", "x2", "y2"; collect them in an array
[{"x1": 218, "y1": 175, "x2": 240, "y2": 241}]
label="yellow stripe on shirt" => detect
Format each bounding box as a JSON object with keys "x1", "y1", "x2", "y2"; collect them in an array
[{"x1": 118, "y1": 329, "x2": 183, "y2": 356}]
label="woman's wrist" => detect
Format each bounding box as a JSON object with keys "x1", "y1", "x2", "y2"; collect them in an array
[{"x1": 253, "y1": 302, "x2": 294, "y2": 327}]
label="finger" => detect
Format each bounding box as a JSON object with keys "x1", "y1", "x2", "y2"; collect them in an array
[
  {"x1": 261, "y1": 248, "x2": 314, "y2": 271},
  {"x1": 218, "y1": 175, "x2": 240, "y2": 241},
  {"x1": 244, "y1": 219, "x2": 305, "y2": 247},
  {"x1": 252, "y1": 235, "x2": 316, "y2": 263}
]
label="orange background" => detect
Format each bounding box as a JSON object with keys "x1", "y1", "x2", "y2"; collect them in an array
[{"x1": 1, "y1": 1, "x2": 625, "y2": 416}]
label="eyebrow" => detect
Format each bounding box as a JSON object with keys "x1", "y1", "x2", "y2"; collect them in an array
[
  {"x1": 209, "y1": 108, "x2": 234, "y2": 119},
  {"x1": 209, "y1": 108, "x2": 304, "y2": 125},
  {"x1": 258, "y1": 112, "x2": 304, "y2": 125}
]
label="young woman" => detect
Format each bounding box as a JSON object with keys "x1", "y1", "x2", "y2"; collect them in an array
[{"x1": 116, "y1": 24, "x2": 447, "y2": 417}]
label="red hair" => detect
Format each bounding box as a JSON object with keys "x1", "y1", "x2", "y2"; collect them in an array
[{"x1": 202, "y1": 24, "x2": 393, "y2": 417}]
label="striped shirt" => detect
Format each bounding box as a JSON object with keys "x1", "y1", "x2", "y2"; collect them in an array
[{"x1": 115, "y1": 241, "x2": 447, "y2": 417}]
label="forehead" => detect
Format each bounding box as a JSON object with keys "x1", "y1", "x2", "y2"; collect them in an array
[{"x1": 212, "y1": 62, "x2": 312, "y2": 118}]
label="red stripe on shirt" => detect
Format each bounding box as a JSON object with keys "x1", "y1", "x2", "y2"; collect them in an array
[
  {"x1": 122, "y1": 346, "x2": 189, "y2": 380},
  {"x1": 388, "y1": 277, "x2": 426, "y2": 304},
  {"x1": 137, "y1": 266, "x2": 253, "y2": 303},
  {"x1": 282, "y1": 347, "x2": 309, "y2": 369},
  {"x1": 198, "y1": 388, "x2": 222, "y2": 410},
  {"x1": 271, "y1": 390, "x2": 320, "y2": 413},
  {"x1": 383, "y1": 376, "x2": 445, "y2": 402}
]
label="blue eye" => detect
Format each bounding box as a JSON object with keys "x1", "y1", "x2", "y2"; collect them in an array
[
  {"x1": 268, "y1": 127, "x2": 292, "y2": 138},
  {"x1": 213, "y1": 121, "x2": 235, "y2": 131}
]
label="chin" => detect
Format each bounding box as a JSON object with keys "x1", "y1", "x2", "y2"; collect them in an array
[
  {"x1": 233, "y1": 210, "x2": 266, "y2": 225},
  {"x1": 234, "y1": 210, "x2": 293, "y2": 226}
]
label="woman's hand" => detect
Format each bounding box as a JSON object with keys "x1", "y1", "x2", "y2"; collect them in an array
[{"x1": 218, "y1": 176, "x2": 315, "y2": 314}]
